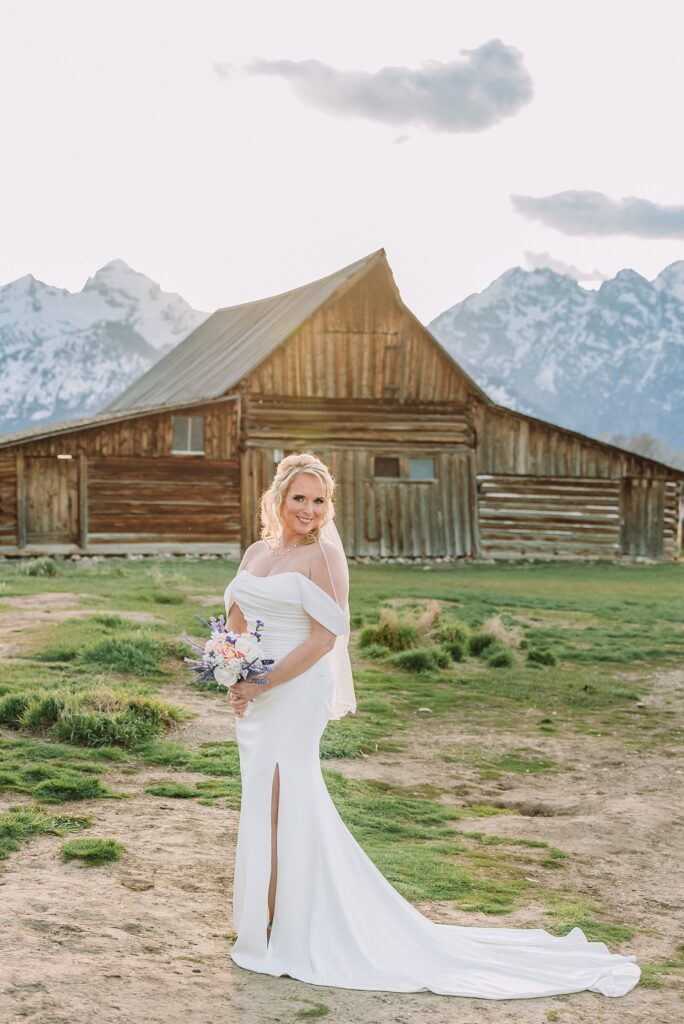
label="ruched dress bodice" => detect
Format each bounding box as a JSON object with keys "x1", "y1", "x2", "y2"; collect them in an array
[{"x1": 224, "y1": 569, "x2": 348, "y2": 662}]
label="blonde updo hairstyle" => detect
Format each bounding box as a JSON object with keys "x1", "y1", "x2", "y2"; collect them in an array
[{"x1": 259, "y1": 453, "x2": 336, "y2": 546}]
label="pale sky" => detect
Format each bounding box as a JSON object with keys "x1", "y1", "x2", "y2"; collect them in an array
[{"x1": 1, "y1": 0, "x2": 683, "y2": 321}]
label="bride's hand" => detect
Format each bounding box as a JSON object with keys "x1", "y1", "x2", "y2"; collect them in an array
[
  {"x1": 230, "y1": 677, "x2": 269, "y2": 710},
  {"x1": 228, "y1": 689, "x2": 250, "y2": 717}
]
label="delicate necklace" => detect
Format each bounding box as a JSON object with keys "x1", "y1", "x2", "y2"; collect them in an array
[{"x1": 271, "y1": 538, "x2": 307, "y2": 557}]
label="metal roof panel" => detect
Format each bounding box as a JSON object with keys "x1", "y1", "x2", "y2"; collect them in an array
[{"x1": 104, "y1": 251, "x2": 381, "y2": 412}]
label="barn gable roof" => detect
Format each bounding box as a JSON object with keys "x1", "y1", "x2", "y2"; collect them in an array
[
  {"x1": 103, "y1": 248, "x2": 491, "y2": 413},
  {"x1": 104, "y1": 250, "x2": 383, "y2": 413}
]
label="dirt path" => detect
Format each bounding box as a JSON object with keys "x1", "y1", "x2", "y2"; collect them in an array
[
  {"x1": 0, "y1": 603, "x2": 682, "y2": 1022},
  {"x1": 0, "y1": 592, "x2": 164, "y2": 659}
]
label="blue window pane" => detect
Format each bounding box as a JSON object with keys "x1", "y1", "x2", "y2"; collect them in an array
[
  {"x1": 190, "y1": 416, "x2": 204, "y2": 452},
  {"x1": 172, "y1": 416, "x2": 189, "y2": 451},
  {"x1": 408, "y1": 458, "x2": 435, "y2": 480}
]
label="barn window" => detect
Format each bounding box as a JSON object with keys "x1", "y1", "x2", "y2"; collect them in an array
[
  {"x1": 374, "y1": 456, "x2": 400, "y2": 478},
  {"x1": 172, "y1": 415, "x2": 205, "y2": 454},
  {"x1": 408, "y1": 457, "x2": 435, "y2": 480}
]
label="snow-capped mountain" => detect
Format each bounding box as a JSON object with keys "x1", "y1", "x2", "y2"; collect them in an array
[
  {"x1": 429, "y1": 262, "x2": 684, "y2": 452},
  {"x1": 0, "y1": 260, "x2": 208, "y2": 435}
]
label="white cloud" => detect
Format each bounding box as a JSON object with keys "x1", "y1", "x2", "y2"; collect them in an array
[
  {"x1": 524, "y1": 250, "x2": 608, "y2": 282},
  {"x1": 243, "y1": 39, "x2": 533, "y2": 133},
  {"x1": 512, "y1": 191, "x2": 684, "y2": 239}
]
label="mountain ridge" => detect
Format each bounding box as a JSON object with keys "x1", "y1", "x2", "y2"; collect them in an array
[
  {"x1": 428, "y1": 260, "x2": 684, "y2": 453},
  {"x1": 0, "y1": 261, "x2": 208, "y2": 434}
]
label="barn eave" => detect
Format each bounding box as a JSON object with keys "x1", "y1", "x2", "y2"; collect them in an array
[{"x1": 486, "y1": 401, "x2": 684, "y2": 480}]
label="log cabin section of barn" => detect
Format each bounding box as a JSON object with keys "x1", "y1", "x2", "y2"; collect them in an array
[
  {"x1": 473, "y1": 404, "x2": 683, "y2": 560},
  {"x1": 0, "y1": 400, "x2": 241, "y2": 553}
]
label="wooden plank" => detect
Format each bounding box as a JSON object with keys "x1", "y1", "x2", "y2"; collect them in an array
[
  {"x1": 79, "y1": 453, "x2": 88, "y2": 550},
  {"x1": 16, "y1": 452, "x2": 27, "y2": 549},
  {"x1": 0, "y1": 454, "x2": 18, "y2": 542}
]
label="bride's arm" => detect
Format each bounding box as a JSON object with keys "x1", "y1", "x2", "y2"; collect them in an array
[
  {"x1": 230, "y1": 619, "x2": 336, "y2": 716},
  {"x1": 260, "y1": 619, "x2": 337, "y2": 692},
  {"x1": 225, "y1": 540, "x2": 268, "y2": 633}
]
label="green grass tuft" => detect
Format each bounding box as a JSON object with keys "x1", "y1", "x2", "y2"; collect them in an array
[
  {"x1": 61, "y1": 837, "x2": 124, "y2": 866},
  {"x1": 295, "y1": 1003, "x2": 330, "y2": 1020},
  {"x1": 1, "y1": 686, "x2": 187, "y2": 750},
  {"x1": 485, "y1": 645, "x2": 516, "y2": 668},
  {"x1": 359, "y1": 642, "x2": 392, "y2": 661},
  {"x1": 468, "y1": 632, "x2": 497, "y2": 656},
  {"x1": 358, "y1": 607, "x2": 420, "y2": 652},
  {"x1": 443, "y1": 639, "x2": 466, "y2": 662},
  {"x1": 22, "y1": 557, "x2": 58, "y2": 577},
  {"x1": 80, "y1": 637, "x2": 165, "y2": 675},
  {"x1": 91, "y1": 614, "x2": 128, "y2": 629},
  {"x1": 390, "y1": 646, "x2": 449, "y2": 673},
  {"x1": 527, "y1": 647, "x2": 559, "y2": 666},
  {"x1": 0, "y1": 804, "x2": 90, "y2": 860}
]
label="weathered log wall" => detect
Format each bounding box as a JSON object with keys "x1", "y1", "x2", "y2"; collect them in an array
[
  {"x1": 478, "y1": 474, "x2": 682, "y2": 560},
  {"x1": 87, "y1": 456, "x2": 240, "y2": 543},
  {"x1": 6, "y1": 400, "x2": 238, "y2": 460},
  {"x1": 0, "y1": 401, "x2": 241, "y2": 552},
  {"x1": 477, "y1": 475, "x2": 622, "y2": 559},
  {"x1": 242, "y1": 395, "x2": 474, "y2": 448},
  {"x1": 241, "y1": 444, "x2": 479, "y2": 558},
  {"x1": 0, "y1": 455, "x2": 17, "y2": 546}
]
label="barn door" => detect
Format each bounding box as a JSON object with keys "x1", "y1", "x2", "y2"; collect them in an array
[
  {"x1": 619, "y1": 478, "x2": 664, "y2": 557},
  {"x1": 25, "y1": 457, "x2": 79, "y2": 544}
]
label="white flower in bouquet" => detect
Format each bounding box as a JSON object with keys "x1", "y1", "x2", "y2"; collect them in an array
[{"x1": 233, "y1": 633, "x2": 263, "y2": 661}]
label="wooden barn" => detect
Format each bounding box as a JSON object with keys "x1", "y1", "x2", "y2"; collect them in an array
[{"x1": 0, "y1": 249, "x2": 682, "y2": 561}]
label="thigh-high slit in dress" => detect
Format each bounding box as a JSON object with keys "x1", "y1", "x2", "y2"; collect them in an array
[{"x1": 225, "y1": 569, "x2": 640, "y2": 999}]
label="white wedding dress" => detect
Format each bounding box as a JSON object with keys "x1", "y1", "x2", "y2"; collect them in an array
[{"x1": 224, "y1": 569, "x2": 641, "y2": 999}]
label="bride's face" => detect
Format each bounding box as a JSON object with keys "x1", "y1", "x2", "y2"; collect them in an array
[{"x1": 280, "y1": 472, "x2": 327, "y2": 538}]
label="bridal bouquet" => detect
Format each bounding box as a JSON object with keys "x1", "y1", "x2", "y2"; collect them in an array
[{"x1": 183, "y1": 614, "x2": 273, "y2": 717}]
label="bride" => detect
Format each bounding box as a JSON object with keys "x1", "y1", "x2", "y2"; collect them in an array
[{"x1": 223, "y1": 452, "x2": 640, "y2": 999}]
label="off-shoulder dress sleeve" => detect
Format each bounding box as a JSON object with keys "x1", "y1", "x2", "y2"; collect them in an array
[{"x1": 298, "y1": 577, "x2": 350, "y2": 636}]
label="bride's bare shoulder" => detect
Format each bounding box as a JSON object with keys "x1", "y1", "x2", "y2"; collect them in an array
[
  {"x1": 303, "y1": 536, "x2": 348, "y2": 603},
  {"x1": 240, "y1": 539, "x2": 270, "y2": 571}
]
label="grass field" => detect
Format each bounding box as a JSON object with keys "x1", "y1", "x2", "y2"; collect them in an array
[{"x1": 0, "y1": 554, "x2": 682, "y2": 1021}]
